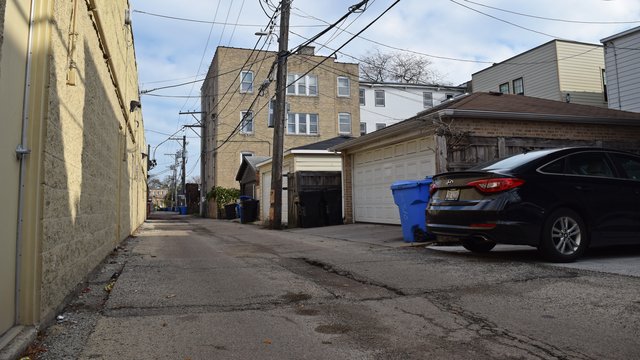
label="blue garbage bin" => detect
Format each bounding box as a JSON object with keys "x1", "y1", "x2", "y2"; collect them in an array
[
  {"x1": 390, "y1": 178, "x2": 433, "y2": 242},
  {"x1": 238, "y1": 196, "x2": 252, "y2": 222}
]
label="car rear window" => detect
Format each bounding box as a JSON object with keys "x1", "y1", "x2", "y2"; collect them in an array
[{"x1": 477, "y1": 149, "x2": 557, "y2": 171}]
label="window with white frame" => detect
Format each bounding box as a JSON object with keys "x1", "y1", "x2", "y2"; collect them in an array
[
  {"x1": 512, "y1": 77, "x2": 524, "y2": 95},
  {"x1": 338, "y1": 113, "x2": 351, "y2": 134},
  {"x1": 337, "y1": 76, "x2": 350, "y2": 97},
  {"x1": 375, "y1": 123, "x2": 386, "y2": 131},
  {"x1": 268, "y1": 99, "x2": 275, "y2": 128},
  {"x1": 360, "y1": 122, "x2": 366, "y2": 135},
  {"x1": 423, "y1": 92, "x2": 433, "y2": 108},
  {"x1": 287, "y1": 113, "x2": 318, "y2": 135},
  {"x1": 359, "y1": 88, "x2": 365, "y2": 105},
  {"x1": 240, "y1": 111, "x2": 253, "y2": 134},
  {"x1": 240, "y1": 71, "x2": 253, "y2": 93},
  {"x1": 374, "y1": 90, "x2": 385, "y2": 106},
  {"x1": 286, "y1": 74, "x2": 318, "y2": 96}
]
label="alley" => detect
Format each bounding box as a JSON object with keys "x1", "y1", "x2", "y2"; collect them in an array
[{"x1": 30, "y1": 213, "x2": 640, "y2": 360}]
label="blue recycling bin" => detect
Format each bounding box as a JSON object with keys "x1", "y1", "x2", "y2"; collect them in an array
[{"x1": 390, "y1": 178, "x2": 433, "y2": 242}]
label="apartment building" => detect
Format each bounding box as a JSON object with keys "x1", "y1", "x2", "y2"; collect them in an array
[
  {"x1": 200, "y1": 46, "x2": 360, "y2": 216},
  {"x1": 358, "y1": 82, "x2": 467, "y2": 135},
  {"x1": 472, "y1": 40, "x2": 607, "y2": 108}
]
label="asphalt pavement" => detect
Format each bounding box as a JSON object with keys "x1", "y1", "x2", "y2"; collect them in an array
[{"x1": 19, "y1": 211, "x2": 640, "y2": 360}]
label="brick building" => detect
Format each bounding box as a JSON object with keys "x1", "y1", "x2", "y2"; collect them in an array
[
  {"x1": 332, "y1": 92, "x2": 640, "y2": 224},
  {"x1": 200, "y1": 46, "x2": 360, "y2": 217}
]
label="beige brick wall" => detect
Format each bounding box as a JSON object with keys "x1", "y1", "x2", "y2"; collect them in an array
[
  {"x1": 39, "y1": 0, "x2": 146, "y2": 319},
  {"x1": 203, "y1": 47, "x2": 360, "y2": 193}
]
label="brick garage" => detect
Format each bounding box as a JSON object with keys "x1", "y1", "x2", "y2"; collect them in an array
[{"x1": 333, "y1": 92, "x2": 640, "y2": 224}]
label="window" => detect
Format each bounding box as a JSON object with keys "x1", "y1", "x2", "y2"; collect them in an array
[
  {"x1": 286, "y1": 74, "x2": 318, "y2": 96},
  {"x1": 240, "y1": 152, "x2": 253, "y2": 164},
  {"x1": 499, "y1": 82, "x2": 510, "y2": 94},
  {"x1": 308, "y1": 75, "x2": 318, "y2": 96},
  {"x1": 338, "y1": 113, "x2": 351, "y2": 134},
  {"x1": 512, "y1": 77, "x2": 524, "y2": 95},
  {"x1": 240, "y1": 71, "x2": 253, "y2": 93},
  {"x1": 567, "y1": 152, "x2": 613, "y2": 177},
  {"x1": 268, "y1": 99, "x2": 275, "y2": 128},
  {"x1": 360, "y1": 122, "x2": 367, "y2": 135},
  {"x1": 423, "y1": 92, "x2": 433, "y2": 108},
  {"x1": 375, "y1": 123, "x2": 386, "y2": 131},
  {"x1": 374, "y1": 90, "x2": 385, "y2": 106},
  {"x1": 337, "y1": 77, "x2": 350, "y2": 97},
  {"x1": 359, "y1": 88, "x2": 365, "y2": 105},
  {"x1": 610, "y1": 153, "x2": 640, "y2": 180},
  {"x1": 287, "y1": 113, "x2": 318, "y2": 135},
  {"x1": 240, "y1": 111, "x2": 253, "y2": 134},
  {"x1": 446, "y1": 93, "x2": 454, "y2": 100},
  {"x1": 602, "y1": 69, "x2": 607, "y2": 102}
]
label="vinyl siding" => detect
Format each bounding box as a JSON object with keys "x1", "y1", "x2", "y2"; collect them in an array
[
  {"x1": 472, "y1": 41, "x2": 561, "y2": 101},
  {"x1": 556, "y1": 42, "x2": 606, "y2": 108},
  {"x1": 603, "y1": 30, "x2": 640, "y2": 112},
  {"x1": 293, "y1": 154, "x2": 342, "y2": 172}
]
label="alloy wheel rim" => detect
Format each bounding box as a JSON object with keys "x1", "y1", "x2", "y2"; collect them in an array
[{"x1": 551, "y1": 216, "x2": 581, "y2": 255}]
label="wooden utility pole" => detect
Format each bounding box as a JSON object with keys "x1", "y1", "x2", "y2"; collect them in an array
[{"x1": 269, "y1": 0, "x2": 290, "y2": 229}]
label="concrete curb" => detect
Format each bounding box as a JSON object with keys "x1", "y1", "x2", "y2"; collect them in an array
[{"x1": 0, "y1": 326, "x2": 37, "y2": 360}]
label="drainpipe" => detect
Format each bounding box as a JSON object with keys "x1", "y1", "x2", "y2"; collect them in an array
[
  {"x1": 14, "y1": 0, "x2": 37, "y2": 324},
  {"x1": 85, "y1": 0, "x2": 135, "y2": 141}
]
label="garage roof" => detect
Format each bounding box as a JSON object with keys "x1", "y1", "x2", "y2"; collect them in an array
[{"x1": 332, "y1": 92, "x2": 640, "y2": 151}]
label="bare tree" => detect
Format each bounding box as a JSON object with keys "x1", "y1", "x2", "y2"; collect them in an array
[{"x1": 359, "y1": 49, "x2": 445, "y2": 84}]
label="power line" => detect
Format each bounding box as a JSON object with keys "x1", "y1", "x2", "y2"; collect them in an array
[
  {"x1": 448, "y1": 0, "x2": 563, "y2": 39},
  {"x1": 461, "y1": 0, "x2": 640, "y2": 25},
  {"x1": 132, "y1": 9, "x2": 325, "y2": 27}
]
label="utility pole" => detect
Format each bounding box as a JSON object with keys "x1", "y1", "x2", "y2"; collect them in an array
[
  {"x1": 269, "y1": 0, "x2": 290, "y2": 229},
  {"x1": 181, "y1": 135, "x2": 186, "y2": 206}
]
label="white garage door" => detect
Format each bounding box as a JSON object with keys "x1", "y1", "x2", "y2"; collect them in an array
[{"x1": 352, "y1": 137, "x2": 435, "y2": 224}]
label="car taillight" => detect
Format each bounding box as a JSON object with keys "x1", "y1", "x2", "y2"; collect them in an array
[
  {"x1": 429, "y1": 182, "x2": 438, "y2": 196},
  {"x1": 467, "y1": 178, "x2": 524, "y2": 194}
]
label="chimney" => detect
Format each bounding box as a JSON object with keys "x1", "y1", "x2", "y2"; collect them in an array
[{"x1": 297, "y1": 46, "x2": 315, "y2": 56}]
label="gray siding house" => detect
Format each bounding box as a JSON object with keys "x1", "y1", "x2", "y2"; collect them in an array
[
  {"x1": 602, "y1": 26, "x2": 640, "y2": 112},
  {"x1": 472, "y1": 40, "x2": 607, "y2": 108}
]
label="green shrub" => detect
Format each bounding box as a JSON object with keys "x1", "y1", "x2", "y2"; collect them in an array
[{"x1": 206, "y1": 186, "x2": 240, "y2": 210}]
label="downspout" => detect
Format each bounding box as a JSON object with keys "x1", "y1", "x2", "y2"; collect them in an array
[
  {"x1": 610, "y1": 43, "x2": 623, "y2": 110},
  {"x1": 84, "y1": 0, "x2": 135, "y2": 142},
  {"x1": 15, "y1": 0, "x2": 38, "y2": 324}
]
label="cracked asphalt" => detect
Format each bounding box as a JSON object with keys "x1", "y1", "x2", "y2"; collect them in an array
[{"x1": 25, "y1": 212, "x2": 640, "y2": 359}]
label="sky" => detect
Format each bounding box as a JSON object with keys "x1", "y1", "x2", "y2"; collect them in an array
[{"x1": 129, "y1": 0, "x2": 640, "y2": 182}]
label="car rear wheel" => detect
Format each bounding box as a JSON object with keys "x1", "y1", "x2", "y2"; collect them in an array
[
  {"x1": 539, "y1": 208, "x2": 587, "y2": 263},
  {"x1": 461, "y1": 237, "x2": 497, "y2": 253}
]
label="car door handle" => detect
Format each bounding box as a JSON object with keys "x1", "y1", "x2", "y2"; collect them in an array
[{"x1": 575, "y1": 185, "x2": 593, "y2": 191}]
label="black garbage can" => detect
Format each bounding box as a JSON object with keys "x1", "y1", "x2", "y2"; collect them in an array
[
  {"x1": 240, "y1": 198, "x2": 259, "y2": 223},
  {"x1": 224, "y1": 203, "x2": 237, "y2": 219}
]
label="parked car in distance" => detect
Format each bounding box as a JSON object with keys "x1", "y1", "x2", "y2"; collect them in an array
[{"x1": 426, "y1": 147, "x2": 640, "y2": 262}]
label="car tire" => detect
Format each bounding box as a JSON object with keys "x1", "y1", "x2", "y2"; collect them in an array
[
  {"x1": 538, "y1": 208, "x2": 588, "y2": 263},
  {"x1": 461, "y1": 237, "x2": 496, "y2": 253}
]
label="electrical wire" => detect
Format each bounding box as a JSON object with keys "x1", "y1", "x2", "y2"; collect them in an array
[
  {"x1": 132, "y1": 9, "x2": 324, "y2": 27},
  {"x1": 461, "y1": 0, "x2": 640, "y2": 25},
  {"x1": 449, "y1": 0, "x2": 563, "y2": 39}
]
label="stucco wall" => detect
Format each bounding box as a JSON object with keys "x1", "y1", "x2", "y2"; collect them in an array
[{"x1": 39, "y1": 0, "x2": 146, "y2": 319}]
